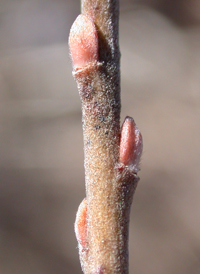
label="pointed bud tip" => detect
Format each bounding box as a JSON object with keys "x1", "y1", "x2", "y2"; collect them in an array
[
  {"x1": 119, "y1": 116, "x2": 143, "y2": 169},
  {"x1": 69, "y1": 14, "x2": 98, "y2": 69}
]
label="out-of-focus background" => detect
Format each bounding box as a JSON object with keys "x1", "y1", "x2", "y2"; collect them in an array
[{"x1": 0, "y1": 0, "x2": 200, "y2": 273}]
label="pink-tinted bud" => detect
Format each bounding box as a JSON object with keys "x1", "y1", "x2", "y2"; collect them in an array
[
  {"x1": 69, "y1": 14, "x2": 98, "y2": 69},
  {"x1": 74, "y1": 198, "x2": 87, "y2": 249},
  {"x1": 119, "y1": 116, "x2": 143, "y2": 170}
]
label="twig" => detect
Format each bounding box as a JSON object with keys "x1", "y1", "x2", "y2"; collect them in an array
[{"x1": 69, "y1": 1, "x2": 143, "y2": 273}]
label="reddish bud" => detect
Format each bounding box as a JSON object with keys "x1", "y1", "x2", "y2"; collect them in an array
[
  {"x1": 74, "y1": 198, "x2": 87, "y2": 248},
  {"x1": 119, "y1": 116, "x2": 143, "y2": 170},
  {"x1": 69, "y1": 14, "x2": 98, "y2": 69}
]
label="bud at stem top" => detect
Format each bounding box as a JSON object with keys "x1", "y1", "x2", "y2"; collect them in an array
[{"x1": 69, "y1": 14, "x2": 98, "y2": 69}]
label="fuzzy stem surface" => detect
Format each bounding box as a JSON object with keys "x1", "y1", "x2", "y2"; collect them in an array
[{"x1": 69, "y1": 1, "x2": 142, "y2": 273}]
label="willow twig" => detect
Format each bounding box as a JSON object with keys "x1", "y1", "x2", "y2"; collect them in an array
[{"x1": 69, "y1": 1, "x2": 143, "y2": 273}]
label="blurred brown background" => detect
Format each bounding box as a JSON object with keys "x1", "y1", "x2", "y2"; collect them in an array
[{"x1": 0, "y1": 0, "x2": 200, "y2": 273}]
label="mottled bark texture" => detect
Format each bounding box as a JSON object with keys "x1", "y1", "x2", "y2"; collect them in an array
[{"x1": 69, "y1": 1, "x2": 143, "y2": 273}]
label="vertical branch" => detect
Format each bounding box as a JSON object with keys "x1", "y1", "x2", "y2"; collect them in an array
[
  {"x1": 81, "y1": 0, "x2": 120, "y2": 62},
  {"x1": 69, "y1": 1, "x2": 143, "y2": 273}
]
